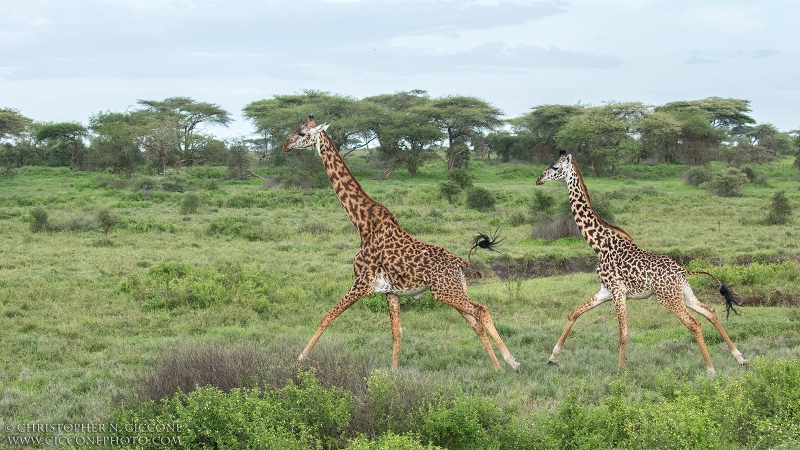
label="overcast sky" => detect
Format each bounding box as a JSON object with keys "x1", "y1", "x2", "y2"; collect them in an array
[{"x1": 2, "y1": 0, "x2": 798, "y2": 139}]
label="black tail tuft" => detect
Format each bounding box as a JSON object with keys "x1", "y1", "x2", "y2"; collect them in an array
[
  {"x1": 720, "y1": 283, "x2": 742, "y2": 319},
  {"x1": 473, "y1": 227, "x2": 505, "y2": 253}
]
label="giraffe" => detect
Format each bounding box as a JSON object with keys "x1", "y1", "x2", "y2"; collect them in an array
[
  {"x1": 535, "y1": 151, "x2": 747, "y2": 373},
  {"x1": 281, "y1": 115, "x2": 521, "y2": 371}
]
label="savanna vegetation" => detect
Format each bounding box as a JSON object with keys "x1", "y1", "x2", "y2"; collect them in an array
[{"x1": 1, "y1": 91, "x2": 800, "y2": 448}]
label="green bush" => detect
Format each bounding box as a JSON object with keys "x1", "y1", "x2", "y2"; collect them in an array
[
  {"x1": 206, "y1": 215, "x2": 272, "y2": 241},
  {"x1": 123, "y1": 260, "x2": 290, "y2": 311},
  {"x1": 29, "y1": 206, "x2": 49, "y2": 232},
  {"x1": 109, "y1": 370, "x2": 352, "y2": 450},
  {"x1": 683, "y1": 165, "x2": 714, "y2": 186},
  {"x1": 530, "y1": 190, "x2": 556, "y2": 221},
  {"x1": 701, "y1": 167, "x2": 749, "y2": 197},
  {"x1": 765, "y1": 190, "x2": 793, "y2": 225},
  {"x1": 538, "y1": 358, "x2": 800, "y2": 449},
  {"x1": 438, "y1": 180, "x2": 462, "y2": 204},
  {"x1": 465, "y1": 186, "x2": 495, "y2": 211},
  {"x1": 345, "y1": 432, "x2": 442, "y2": 450},
  {"x1": 741, "y1": 164, "x2": 768, "y2": 185},
  {"x1": 97, "y1": 208, "x2": 118, "y2": 243},
  {"x1": 446, "y1": 169, "x2": 473, "y2": 189},
  {"x1": 131, "y1": 175, "x2": 161, "y2": 193},
  {"x1": 180, "y1": 193, "x2": 200, "y2": 214}
]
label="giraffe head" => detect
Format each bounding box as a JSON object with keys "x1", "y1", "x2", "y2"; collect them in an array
[
  {"x1": 282, "y1": 115, "x2": 330, "y2": 153},
  {"x1": 536, "y1": 151, "x2": 572, "y2": 185}
]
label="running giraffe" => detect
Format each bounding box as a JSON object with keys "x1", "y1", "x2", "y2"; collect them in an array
[
  {"x1": 282, "y1": 115, "x2": 520, "y2": 371},
  {"x1": 536, "y1": 151, "x2": 746, "y2": 373}
]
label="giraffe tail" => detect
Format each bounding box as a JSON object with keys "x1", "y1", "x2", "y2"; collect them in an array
[
  {"x1": 687, "y1": 270, "x2": 742, "y2": 319},
  {"x1": 466, "y1": 227, "x2": 504, "y2": 263}
]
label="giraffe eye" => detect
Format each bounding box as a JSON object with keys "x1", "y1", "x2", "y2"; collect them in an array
[{"x1": 299, "y1": 132, "x2": 306, "y2": 137}]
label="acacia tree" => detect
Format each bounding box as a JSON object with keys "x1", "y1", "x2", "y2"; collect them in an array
[
  {"x1": 484, "y1": 130, "x2": 519, "y2": 162},
  {"x1": 745, "y1": 124, "x2": 796, "y2": 156},
  {"x1": 0, "y1": 108, "x2": 34, "y2": 169},
  {"x1": 243, "y1": 90, "x2": 382, "y2": 158},
  {"x1": 656, "y1": 97, "x2": 754, "y2": 165},
  {"x1": 364, "y1": 90, "x2": 442, "y2": 178},
  {"x1": 427, "y1": 95, "x2": 502, "y2": 170},
  {"x1": 510, "y1": 104, "x2": 585, "y2": 163},
  {"x1": 34, "y1": 122, "x2": 89, "y2": 170},
  {"x1": 555, "y1": 102, "x2": 646, "y2": 175},
  {"x1": 88, "y1": 112, "x2": 143, "y2": 180},
  {"x1": 0, "y1": 108, "x2": 31, "y2": 141},
  {"x1": 637, "y1": 110, "x2": 682, "y2": 163},
  {"x1": 137, "y1": 97, "x2": 231, "y2": 169}
]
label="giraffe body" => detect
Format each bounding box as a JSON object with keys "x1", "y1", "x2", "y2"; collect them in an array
[
  {"x1": 537, "y1": 152, "x2": 746, "y2": 373},
  {"x1": 283, "y1": 116, "x2": 520, "y2": 371}
]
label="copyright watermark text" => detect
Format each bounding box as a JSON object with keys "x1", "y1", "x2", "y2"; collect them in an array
[{"x1": 2, "y1": 422, "x2": 182, "y2": 447}]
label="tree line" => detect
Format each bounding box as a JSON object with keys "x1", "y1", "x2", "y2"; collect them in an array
[{"x1": 1, "y1": 91, "x2": 799, "y2": 179}]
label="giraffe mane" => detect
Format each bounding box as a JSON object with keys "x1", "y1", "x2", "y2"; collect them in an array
[{"x1": 571, "y1": 161, "x2": 634, "y2": 243}]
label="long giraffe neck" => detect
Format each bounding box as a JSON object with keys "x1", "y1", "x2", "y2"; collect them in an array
[
  {"x1": 564, "y1": 161, "x2": 633, "y2": 254},
  {"x1": 316, "y1": 132, "x2": 381, "y2": 237}
]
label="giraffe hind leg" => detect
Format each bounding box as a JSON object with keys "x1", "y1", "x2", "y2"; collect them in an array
[
  {"x1": 431, "y1": 286, "x2": 520, "y2": 371},
  {"x1": 682, "y1": 284, "x2": 747, "y2": 366},
  {"x1": 458, "y1": 310, "x2": 501, "y2": 370},
  {"x1": 387, "y1": 293, "x2": 402, "y2": 370},
  {"x1": 658, "y1": 290, "x2": 716, "y2": 374}
]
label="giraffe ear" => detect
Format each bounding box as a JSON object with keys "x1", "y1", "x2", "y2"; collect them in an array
[
  {"x1": 564, "y1": 154, "x2": 572, "y2": 163},
  {"x1": 320, "y1": 123, "x2": 330, "y2": 132}
]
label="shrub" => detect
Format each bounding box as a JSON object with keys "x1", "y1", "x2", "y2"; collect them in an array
[
  {"x1": 282, "y1": 147, "x2": 330, "y2": 189},
  {"x1": 180, "y1": 192, "x2": 200, "y2": 214},
  {"x1": 465, "y1": 186, "x2": 495, "y2": 211},
  {"x1": 683, "y1": 166, "x2": 714, "y2": 186},
  {"x1": 131, "y1": 175, "x2": 160, "y2": 193},
  {"x1": 345, "y1": 432, "x2": 443, "y2": 449},
  {"x1": 701, "y1": 167, "x2": 749, "y2": 197},
  {"x1": 111, "y1": 370, "x2": 352, "y2": 450},
  {"x1": 419, "y1": 394, "x2": 507, "y2": 450},
  {"x1": 437, "y1": 180, "x2": 461, "y2": 204},
  {"x1": 228, "y1": 141, "x2": 252, "y2": 180},
  {"x1": 530, "y1": 190, "x2": 556, "y2": 221},
  {"x1": 97, "y1": 208, "x2": 118, "y2": 244},
  {"x1": 446, "y1": 169, "x2": 473, "y2": 189},
  {"x1": 29, "y1": 207, "x2": 49, "y2": 232},
  {"x1": 531, "y1": 216, "x2": 580, "y2": 240},
  {"x1": 765, "y1": 190, "x2": 792, "y2": 225},
  {"x1": 741, "y1": 164, "x2": 768, "y2": 185},
  {"x1": 206, "y1": 215, "x2": 271, "y2": 241}
]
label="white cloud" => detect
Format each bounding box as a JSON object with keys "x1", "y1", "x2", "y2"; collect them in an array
[{"x1": 1, "y1": 0, "x2": 799, "y2": 133}]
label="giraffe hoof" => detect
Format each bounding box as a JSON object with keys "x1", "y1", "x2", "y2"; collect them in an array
[{"x1": 546, "y1": 359, "x2": 559, "y2": 366}]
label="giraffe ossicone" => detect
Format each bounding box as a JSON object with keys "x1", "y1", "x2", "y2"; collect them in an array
[
  {"x1": 536, "y1": 152, "x2": 747, "y2": 374},
  {"x1": 283, "y1": 115, "x2": 521, "y2": 371}
]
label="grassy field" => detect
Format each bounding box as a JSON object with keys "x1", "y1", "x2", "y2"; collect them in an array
[{"x1": 1, "y1": 156, "x2": 799, "y2": 448}]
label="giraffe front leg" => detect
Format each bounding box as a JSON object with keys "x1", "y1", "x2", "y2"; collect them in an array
[
  {"x1": 386, "y1": 293, "x2": 402, "y2": 370},
  {"x1": 299, "y1": 283, "x2": 371, "y2": 363},
  {"x1": 549, "y1": 286, "x2": 613, "y2": 365}
]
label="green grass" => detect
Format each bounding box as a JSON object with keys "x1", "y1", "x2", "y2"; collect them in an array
[{"x1": 1, "y1": 158, "x2": 799, "y2": 448}]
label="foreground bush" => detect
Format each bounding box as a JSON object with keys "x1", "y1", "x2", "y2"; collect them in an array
[
  {"x1": 104, "y1": 344, "x2": 799, "y2": 449},
  {"x1": 109, "y1": 370, "x2": 352, "y2": 449}
]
